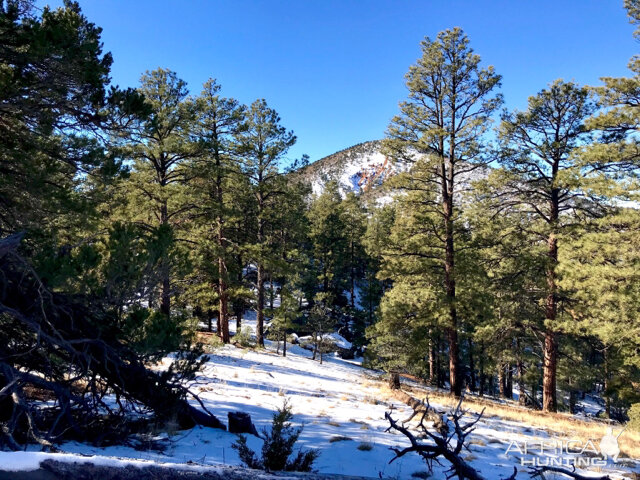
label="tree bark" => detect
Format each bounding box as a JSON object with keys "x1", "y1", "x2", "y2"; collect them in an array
[
  {"x1": 542, "y1": 174, "x2": 560, "y2": 412},
  {"x1": 282, "y1": 330, "x2": 287, "y2": 357},
  {"x1": 479, "y1": 342, "x2": 485, "y2": 397},
  {"x1": 517, "y1": 346, "x2": 526, "y2": 405},
  {"x1": 159, "y1": 201, "x2": 171, "y2": 317},
  {"x1": 604, "y1": 346, "x2": 611, "y2": 418},
  {"x1": 468, "y1": 337, "x2": 476, "y2": 392},
  {"x1": 442, "y1": 152, "x2": 460, "y2": 397},
  {"x1": 256, "y1": 262, "x2": 265, "y2": 347},
  {"x1": 428, "y1": 333, "x2": 436, "y2": 386},
  {"x1": 219, "y1": 258, "x2": 229, "y2": 343}
]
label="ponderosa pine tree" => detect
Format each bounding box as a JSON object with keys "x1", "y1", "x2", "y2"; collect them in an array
[
  {"x1": 495, "y1": 80, "x2": 610, "y2": 412},
  {"x1": 116, "y1": 69, "x2": 198, "y2": 317},
  {"x1": 236, "y1": 99, "x2": 296, "y2": 346},
  {"x1": 554, "y1": 0, "x2": 640, "y2": 416},
  {"x1": 308, "y1": 181, "x2": 349, "y2": 301},
  {"x1": 0, "y1": 0, "x2": 115, "y2": 238},
  {"x1": 190, "y1": 79, "x2": 245, "y2": 342},
  {"x1": 384, "y1": 28, "x2": 502, "y2": 396}
]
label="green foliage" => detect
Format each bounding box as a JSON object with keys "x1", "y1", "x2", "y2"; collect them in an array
[
  {"x1": 628, "y1": 403, "x2": 640, "y2": 431},
  {"x1": 0, "y1": 0, "x2": 115, "y2": 237},
  {"x1": 234, "y1": 327, "x2": 255, "y2": 348},
  {"x1": 122, "y1": 307, "x2": 194, "y2": 357},
  {"x1": 232, "y1": 400, "x2": 318, "y2": 472}
]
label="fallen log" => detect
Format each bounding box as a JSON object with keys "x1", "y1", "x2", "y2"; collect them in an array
[{"x1": 0, "y1": 234, "x2": 225, "y2": 449}]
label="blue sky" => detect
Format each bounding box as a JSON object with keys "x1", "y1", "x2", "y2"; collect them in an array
[{"x1": 41, "y1": 1, "x2": 638, "y2": 164}]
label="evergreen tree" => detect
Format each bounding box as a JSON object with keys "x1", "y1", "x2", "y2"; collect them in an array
[
  {"x1": 0, "y1": 0, "x2": 120, "y2": 241},
  {"x1": 384, "y1": 28, "x2": 502, "y2": 396},
  {"x1": 236, "y1": 99, "x2": 296, "y2": 346},
  {"x1": 189, "y1": 79, "x2": 245, "y2": 342},
  {"x1": 308, "y1": 181, "x2": 349, "y2": 302},
  {"x1": 342, "y1": 192, "x2": 367, "y2": 310},
  {"x1": 115, "y1": 68, "x2": 198, "y2": 317},
  {"x1": 496, "y1": 80, "x2": 603, "y2": 412}
]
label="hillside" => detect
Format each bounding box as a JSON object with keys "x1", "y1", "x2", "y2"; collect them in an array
[
  {"x1": 295, "y1": 140, "x2": 409, "y2": 199},
  {"x1": 2, "y1": 314, "x2": 638, "y2": 479},
  {"x1": 295, "y1": 141, "x2": 490, "y2": 203}
]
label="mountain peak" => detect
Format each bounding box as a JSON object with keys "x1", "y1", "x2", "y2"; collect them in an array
[{"x1": 297, "y1": 140, "x2": 407, "y2": 197}]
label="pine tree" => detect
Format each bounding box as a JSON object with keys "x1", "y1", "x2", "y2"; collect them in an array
[
  {"x1": 236, "y1": 99, "x2": 296, "y2": 346},
  {"x1": 308, "y1": 181, "x2": 349, "y2": 302},
  {"x1": 0, "y1": 0, "x2": 117, "y2": 239},
  {"x1": 384, "y1": 28, "x2": 502, "y2": 395},
  {"x1": 189, "y1": 79, "x2": 245, "y2": 342},
  {"x1": 342, "y1": 192, "x2": 367, "y2": 310},
  {"x1": 368, "y1": 158, "x2": 453, "y2": 381},
  {"x1": 115, "y1": 69, "x2": 198, "y2": 317},
  {"x1": 496, "y1": 80, "x2": 606, "y2": 412}
]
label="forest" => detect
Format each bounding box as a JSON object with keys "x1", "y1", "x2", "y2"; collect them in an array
[{"x1": 1, "y1": 0, "x2": 640, "y2": 469}]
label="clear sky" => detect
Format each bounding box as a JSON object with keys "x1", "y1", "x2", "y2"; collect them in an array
[{"x1": 40, "y1": 1, "x2": 638, "y2": 165}]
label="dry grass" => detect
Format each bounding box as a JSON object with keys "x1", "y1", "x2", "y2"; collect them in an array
[
  {"x1": 327, "y1": 420, "x2": 342, "y2": 427},
  {"x1": 357, "y1": 441, "x2": 374, "y2": 451},
  {"x1": 376, "y1": 381, "x2": 640, "y2": 460}
]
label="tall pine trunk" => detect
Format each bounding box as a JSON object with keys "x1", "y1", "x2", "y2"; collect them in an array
[
  {"x1": 517, "y1": 339, "x2": 526, "y2": 405},
  {"x1": 282, "y1": 330, "x2": 287, "y2": 357},
  {"x1": 215, "y1": 144, "x2": 230, "y2": 344},
  {"x1": 543, "y1": 231, "x2": 559, "y2": 410},
  {"x1": 256, "y1": 192, "x2": 265, "y2": 347},
  {"x1": 256, "y1": 263, "x2": 265, "y2": 347},
  {"x1": 428, "y1": 333, "x2": 436, "y2": 386},
  {"x1": 479, "y1": 342, "x2": 485, "y2": 397},
  {"x1": 160, "y1": 202, "x2": 171, "y2": 316},
  {"x1": 219, "y1": 257, "x2": 229, "y2": 343},
  {"x1": 468, "y1": 337, "x2": 476, "y2": 392},
  {"x1": 443, "y1": 158, "x2": 460, "y2": 397}
]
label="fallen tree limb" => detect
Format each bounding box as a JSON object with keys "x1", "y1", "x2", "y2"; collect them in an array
[
  {"x1": 387, "y1": 392, "x2": 615, "y2": 480},
  {"x1": 0, "y1": 234, "x2": 225, "y2": 449},
  {"x1": 528, "y1": 465, "x2": 611, "y2": 480}
]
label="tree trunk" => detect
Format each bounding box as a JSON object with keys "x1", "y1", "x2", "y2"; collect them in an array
[
  {"x1": 160, "y1": 202, "x2": 171, "y2": 317},
  {"x1": 207, "y1": 309, "x2": 214, "y2": 333},
  {"x1": 542, "y1": 173, "x2": 559, "y2": 411},
  {"x1": 282, "y1": 330, "x2": 287, "y2": 357},
  {"x1": 350, "y1": 239, "x2": 356, "y2": 308},
  {"x1": 389, "y1": 372, "x2": 401, "y2": 390},
  {"x1": 160, "y1": 275, "x2": 171, "y2": 316},
  {"x1": 235, "y1": 255, "x2": 243, "y2": 332},
  {"x1": 219, "y1": 268, "x2": 230, "y2": 343},
  {"x1": 269, "y1": 272, "x2": 274, "y2": 311},
  {"x1": 479, "y1": 342, "x2": 485, "y2": 397},
  {"x1": 604, "y1": 346, "x2": 611, "y2": 418},
  {"x1": 468, "y1": 337, "x2": 476, "y2": 392},
  {"x1": 442, "y1": 164, "x2": 460, "y2": 397},
  {"x1": 498, "y1": 362, "x2": 505, "y2": 398},
  {"x1": 428, "y1": 334, "x2": 436, "y2": 386},
  {"x1": 256, "y1": 186, "x2": 265, "y2": 347},
  {"x1": 256, "y1": 263, "x2": 265, "y2": 347},
  {"x1": 517, "y1": 358, "x2": 526, "y2": 405},
  {"x1": 542, "y1": 329, "x2": 557, "y2": 412},
  {"x1": 506, "y1": 363, "x2": 513, "y2": 400}
]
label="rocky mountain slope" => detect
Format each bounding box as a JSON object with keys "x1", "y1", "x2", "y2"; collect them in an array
[
  {"x1": 296, "y1": 140, "x2": 489, "y2": 202},
  {"x1": 295, "y1": 140, "x2": 410, "y2": 199}
]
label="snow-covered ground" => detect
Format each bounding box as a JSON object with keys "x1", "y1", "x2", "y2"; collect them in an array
[{"x1": 2, "y1": 314, "x2": 638, "y2": 479}]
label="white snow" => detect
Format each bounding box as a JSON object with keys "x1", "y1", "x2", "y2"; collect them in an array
[{"x1": 1, "y1": 314, "x2": 637, "y2": 479}]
